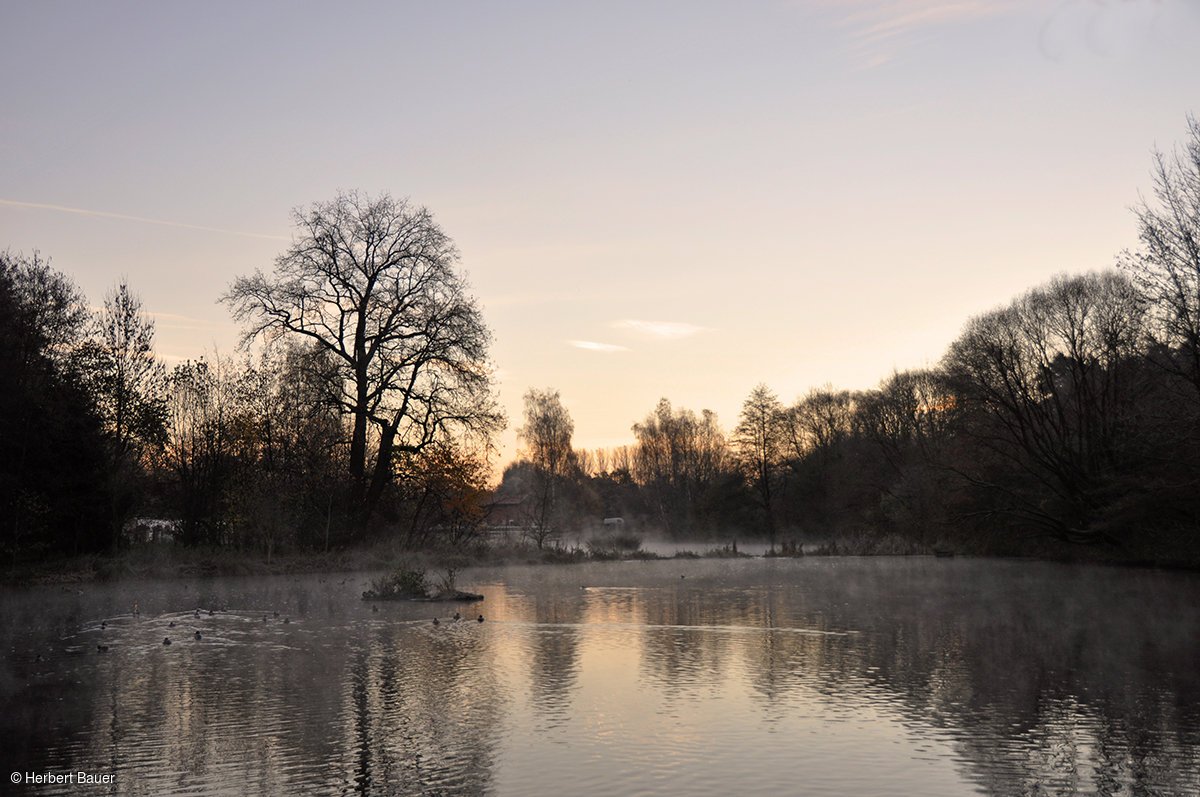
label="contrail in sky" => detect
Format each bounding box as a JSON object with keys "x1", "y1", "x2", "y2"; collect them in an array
[{"x1": 0, "y1": 198, "x2": 289, "y2": 241}]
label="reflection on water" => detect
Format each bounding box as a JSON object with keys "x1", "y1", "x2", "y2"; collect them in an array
[{"x1": 2, "y1": 558, "x2": 1199, "y2": 795}]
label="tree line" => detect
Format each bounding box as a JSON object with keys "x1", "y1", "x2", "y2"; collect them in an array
[
  {"x1": 2, "y1": 192, "x2": 500, "y2": 565},
  {"x1": 504, "y1": 118, "x2": 1200, "y2": 564},
  {"x1": 3, "y1": 119, "x2": 1198, "y2": 566}
]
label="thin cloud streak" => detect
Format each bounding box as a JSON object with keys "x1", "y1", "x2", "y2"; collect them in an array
[
  {"x1": 614, "y1": 319, "x2": 707, "y2": 340},
  {"x1": 825, "y1": 0, "x2": 1025, "y2": 66},
  {"x1": 149, "y1": 310, "x2": 231, "y2": 328},
  {"x1": 569, "y1": 340, "x2": 629, "y2": 352},
  {"x1": 0, "y1": 198, "x2": 289, "y2": 241},
  {"x1": 849, "y1": 1, "x2": 1002, "y2": 44},
  {"x1": 85, "y1": 308, "x2": 230, "y2": 333}
]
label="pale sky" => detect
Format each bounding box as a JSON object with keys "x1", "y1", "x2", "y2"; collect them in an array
[{"x1": 2, "y1": 1, "x2": 1198, "y2": 466}]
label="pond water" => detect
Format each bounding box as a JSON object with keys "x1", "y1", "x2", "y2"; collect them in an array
[{"x1": 2, "y1": 557, "x2": 1199, "y2": 796}]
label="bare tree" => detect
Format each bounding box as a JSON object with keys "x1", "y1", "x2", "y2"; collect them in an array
[
  {"x1": 1, "y1": 250, "x2": 90, "y2": 368},
  {"x1": 857, "y1": 369, "x2": 957, "y2": 480},
  {"x1": 779, "y1": 387, "x2": 856, "y2": 536},
  {"x1": 228, "y1": 340, "x2": 345, "y2": 555},
  {"x1": 607, "y1": 445, "x2": 635, "y2": 476},
  {"x1": 733, "y1": 384, "x2": 786, "y2": 550},
  {"x1": 944, "y1": 271, "x2": 1146, "y2": 542},
  {"x1": 164, "y1": 356, "x2": 238, "y2": 546},
  {"x1": 783, "y1": 387, "x2": 854, "y2": 463},
  {"x1": 91, "y1": 280, "x2": 167, "y2": 461},
  {"x1": 632, "y1": 398, "x2": 727, "y2": 534},
  {"x1": 223, "y1": 191, "x2": 503, "y2": 528},
  {"x1": 517, "y1": 387, "x2": 574, "y2": 547},
  {"x1": 75, "y1": 280, "x2": 169, "y2": 547},
  {"x1": 573, "y1": 448, "x2": 597, "y2": 478},
  {"x1": 1120, "y1": 115, "x2": 1200, "y2": 400}
]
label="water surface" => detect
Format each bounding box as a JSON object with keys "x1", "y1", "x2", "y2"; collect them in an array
[{"x1": 3, "y1": 557, "x2": 1198, "y2": 795}]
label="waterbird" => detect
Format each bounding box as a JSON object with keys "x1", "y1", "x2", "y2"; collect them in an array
[
  {"x1": 453, "y1": 611, "x2": 461, "y2": 621},
  {"x1": 96, "y1": 644, "x2": 108, "y2": 653},
  {"x1": 194, "y1": 609, "x2": 201, "y2": 619},
  {"x1": 477, "y1": 614, "x2": 484, "y2": 623},
  {"x1": 169, "y1": 621, "x2": 176, "y2": 628},
  {"x1": 262, "y1": 615, "x2": 268, "y2": 622},
  {"x1": 372, "y1": 605, "x2": 379, "y2": 613},
  {"x1": 163, "y1": 637, "x2": 171, "y2": 646},
  {"x1": 194, "y1": 630, "x2": 202, "y2": 641},
  {"x1": 208, "y1": 609, "x2": 214, "y2": 616},
  {"x1": 283, "y1": 617, "x2": 290, "y2": 624},
  {"x1": 273, "y1": 611, "x2": 279, "y2": 618},
  {"x1": 432, "y1": 618, "x2": 440, "y2": 626},
  {"x1": 101, "y1": 621, "x2": 107, "y2": 630}
]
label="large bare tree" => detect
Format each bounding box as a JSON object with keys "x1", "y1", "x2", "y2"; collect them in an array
[
  {"x1": 223, "y1": 192, "x2": 502, "y2": 526},
  {"x1": 944, "y1": 271, "x2": 1146, "y2": 542}
]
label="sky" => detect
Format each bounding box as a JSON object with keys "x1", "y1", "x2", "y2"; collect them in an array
[{"x1": 2, "y1": 0, "x2": 1199, "y2": 467}]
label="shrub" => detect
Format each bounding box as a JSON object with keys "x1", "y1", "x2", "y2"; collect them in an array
[{"x1": 365, "y1": 565, "x2": 428, "y2": 599}]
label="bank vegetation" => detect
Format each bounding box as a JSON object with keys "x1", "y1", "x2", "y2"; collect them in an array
[{"x1": 4, "y1": 120, "x2": 1199, "y2": 574}]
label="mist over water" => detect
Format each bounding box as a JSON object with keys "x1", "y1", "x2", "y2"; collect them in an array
[
  {"x1": 3, "y1": 558, "x2": 1198, "y2": 796},
  {"x1": 576, "y1": 534, "x2": 774, "y2": 558}
]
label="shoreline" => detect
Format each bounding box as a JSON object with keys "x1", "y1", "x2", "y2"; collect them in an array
[{"x1": 5, "y1": 539, "x2": 1198, "y2": 587}]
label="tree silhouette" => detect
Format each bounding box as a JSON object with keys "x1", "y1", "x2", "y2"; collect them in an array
[
  {"x1": 1120, "y1": 115, "x2": 1200, "y2": 401},
  {"x1": 733, "y1": 384, "x2": 786, "y2": 551},
  {"x1": 517, "y1": 387, "x2": 574, "y2": 547},
  {"x1": 224, "y1": 191, "x2": 502, "y2": 530}
]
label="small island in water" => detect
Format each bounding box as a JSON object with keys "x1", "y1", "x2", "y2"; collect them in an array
[{"x1": 361, "y1": 565, "x2": 484, "y2": 603}]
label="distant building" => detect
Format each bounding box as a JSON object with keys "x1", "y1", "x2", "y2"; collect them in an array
[
  {"x1": 123, "y1": 517, "x2": 179, "y2": 544},
  {"x1": 484, "y1": 494, "x2": 530, "y2": 527}
]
